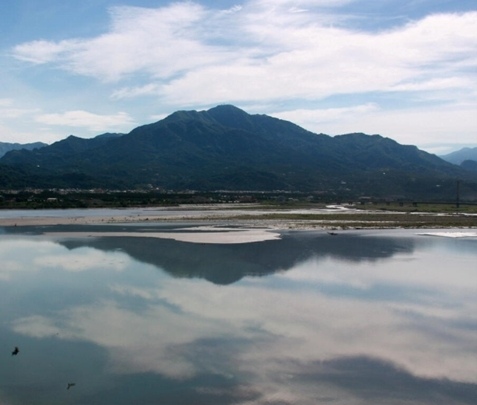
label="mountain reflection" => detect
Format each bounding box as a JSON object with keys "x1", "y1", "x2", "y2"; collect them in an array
[
  {"x1": 52, "y1": 226, "x2": 416, "y2": 284},
  {"x1": 0, "y1": 229, "x2": 476, "y2": 404}
]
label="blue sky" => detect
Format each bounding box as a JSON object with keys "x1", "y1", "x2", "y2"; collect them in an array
[{"x1": 1, "y1": 0, "x2": 476, "y2": 154}]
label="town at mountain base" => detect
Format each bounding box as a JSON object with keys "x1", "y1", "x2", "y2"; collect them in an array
[{"x1": 1, "y1": 105, "x2": 476, "y2": 201}]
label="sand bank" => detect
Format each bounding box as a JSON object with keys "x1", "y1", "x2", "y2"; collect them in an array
[{"x1": 44, "y1": 227, "x2": 282, "y2": 244}]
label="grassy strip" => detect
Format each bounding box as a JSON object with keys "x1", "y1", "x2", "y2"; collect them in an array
[
  {"x1": 226, "y1": 212, "x2": 477, "y2": 228},
  {"x1": 356, "y1": 203, "x2": 477, "y2": 214}
]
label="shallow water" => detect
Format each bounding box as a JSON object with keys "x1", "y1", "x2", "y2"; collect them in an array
[
  {"x1": 0, "y1": 225, "x2": 476, "y2": 404},
  {"x1": 0, "y1": 204, "x2": 359, "y2": 221}
]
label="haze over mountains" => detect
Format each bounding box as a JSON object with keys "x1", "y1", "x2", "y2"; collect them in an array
[{"x1": 0, "y1": 105, "x2": 476, "y2": 200}]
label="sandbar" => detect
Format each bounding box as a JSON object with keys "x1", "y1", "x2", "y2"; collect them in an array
[{"x1": 44, "y1": 227, "x2": 282, "y2": 244}]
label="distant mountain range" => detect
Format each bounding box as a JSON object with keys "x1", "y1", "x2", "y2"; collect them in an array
[
  {"x1": 441, "y1": 147, "x2": 477, "y2": 169},
  {"x1": 1, "y1": 105, "x2": 476, "y2": 200},
  {"x1": 0, "y1": 141, "x2": 47, "y2": 158}
]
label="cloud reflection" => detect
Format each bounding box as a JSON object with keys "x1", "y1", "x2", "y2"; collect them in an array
[
  {"x1": 0, "y1": 238, "x2": 130, "y2": 278},
  {"x1": 2, "y1": 232, "x2": 477, "y2": 404}
]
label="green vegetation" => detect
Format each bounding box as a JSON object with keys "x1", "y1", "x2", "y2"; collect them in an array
[
  {"x1": 1, "y1": 189, "x2": 475, "y2": 229},
  {"x1": 1, "y1": 105, "x2": 476, "y2": 199},
  {"x1": 358, "y1": 201, "x2": 477, "y2": 214},
  {"x1": 1, "y1": 189, "x2": 475, "y2": 211},
  {"x1": 0, "y1": 190, "x2": 265, "y2": 210},
  {"x1": 229, "y1": 212, "x2": 477, "y2": 229}
]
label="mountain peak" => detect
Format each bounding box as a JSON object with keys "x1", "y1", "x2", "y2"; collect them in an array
[
  {"x1": 206, "y1": 104, "x2": 259, "y2": 132},
  {"x1": 207, "y1": 104, "x2": 248, "y2": 119},
  {"x1": 164, "y1": 109, "x2": 204, "y2": 122},
  {"x1": 441, "y1": 146, "x2": 477, "y2": 165},
  {"x1": 207, "y1": 104, "x2": 246, "y2": 114},
  {"x1": 1, "y1": 104, "x2": 474, "y2": 198}
]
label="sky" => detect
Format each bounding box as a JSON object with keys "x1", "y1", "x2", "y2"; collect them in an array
[{"x1": 0, "y1": 0, "x2": 476, "y2": 154}]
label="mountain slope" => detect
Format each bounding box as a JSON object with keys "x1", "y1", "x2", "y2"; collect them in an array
[
  {"x1": 0, "y1": 141, "x2": 46, "y2": 158},
  {"x1": 461, "y1": 160, "x2": 477, "y2": 173},
  {"x1": 441, "y1": 147, "x2": 477, "y2": 165},
  {"x1": 0, "y1": 105, "x2": 474, "y2": 199}
]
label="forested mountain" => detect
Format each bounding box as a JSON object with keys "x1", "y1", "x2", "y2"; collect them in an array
[
  {"x1": 0, "y1": 141, "x2": 46, "y2": 158},
  {"x1": 0, "y1": 105, "x2": 475, "y2": 200},
  {"x1": 461, "y1": 159, "x2": 477, "y2": 173},
  {"x1": 441, "y1": 147, "x2": 477, "y2": 165}
]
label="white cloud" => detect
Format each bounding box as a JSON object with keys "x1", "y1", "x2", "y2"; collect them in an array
[
  {"x1": 0, "y1": 98, "x2": 12, "y2": 107},
  {"x1": 221, "y1": 4, "x2": 242, "y2": 15},
  {"x1": 0, "y1": 100, "x2": 133, "y2": 143},
  {"x1": 12, "y1": 39, "x2": 74, "y2": 64},
  {"x1": 271, "y1": 103, "x2": 380, "y2": 127},
  {"x1": 272, "y1": 101, "x2": 477, "y2": 152},
  {"x1": 252, "y1": 0, "x2": 355, "y2": 10},
  {"x1": 13, "y1": 3, "x2": 477, "y2": 97},
  {"x1": 35, "y1": 110, "x2": 135, "y2": 132},
  {"x1": 13, "y1": 3, "x2": 232, "y2": 82},
  {"x1": 6, "y1": 2, "x2": 477, "y2": 148},
  {"x1": 111, "y1": 83, "x2": 160, "y2": 100},
  {"x1": 0, "y1": 98, "x2": 38, "y2": 120},
  {"x1": 390, "y1": 77, "x2": 475, "y2": 92},
  {"x1": 102, "y1": 8, "x2": 477, "y2": 111}
]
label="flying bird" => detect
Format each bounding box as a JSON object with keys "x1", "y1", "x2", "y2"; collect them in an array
[
  {"x1": 11, "y1": 346, "x2": 19, "y2": 356},
  {"x1": 67, "y1": 383, "x2": 76, "y2": 390}
]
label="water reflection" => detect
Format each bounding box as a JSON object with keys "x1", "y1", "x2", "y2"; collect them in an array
[
  {"x1": 0, "y1": 228, "x2": 476, "y2": 404},
  {"x1": 51, "y1": 227, "x2": 418, "y2": 284}
]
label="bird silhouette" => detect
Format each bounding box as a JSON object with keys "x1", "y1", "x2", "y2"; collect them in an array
[
  {"x1": 11, "y1": 346, "x2": 19, "y2": 356},
  {"x1": 67, "y1": 383, "x2": 76, "y2": 390}
]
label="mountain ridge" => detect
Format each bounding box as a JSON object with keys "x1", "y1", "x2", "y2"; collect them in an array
[
  {"x1": 0, "y1": 141, "x2": 47, "y2": 158},
  {"x1": 0, "y1": 105, "x2": 475, "y2": 200},
  {"x1": 441, "y1": 147, "x2": 477, "y2": 165}
]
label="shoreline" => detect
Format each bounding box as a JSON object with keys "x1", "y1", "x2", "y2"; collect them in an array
[
  {"x1": 1, "y1": 204, "x2": 476, "y2": 230},
  {"x1": 1, "y1": 213, "x2": 476, "y2": 231},
  {"x1": 1, "y1": 207, "x2": 476, "y2": 244}
]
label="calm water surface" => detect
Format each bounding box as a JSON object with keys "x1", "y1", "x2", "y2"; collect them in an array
[{"x1": 0, "y1": 224, "x2": 476, "y2": 404}]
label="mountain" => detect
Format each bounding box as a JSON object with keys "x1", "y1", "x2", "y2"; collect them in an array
[
  {"x1": 0, "y1": 141, "x2": 47, "y2": 158},
  {"x1": 441, "y1": 147, "x2": 477, "y2": 165},
  {"x1": 0, "y1": 105, "x2": 475, "y2": 199},
  {"x1": 461, "y1": 160, "x2": 477, "y2": 173}
]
